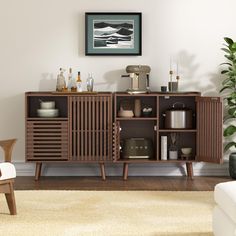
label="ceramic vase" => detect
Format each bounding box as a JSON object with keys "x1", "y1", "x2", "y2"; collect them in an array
[{"x1": 134, "y1": 99, "x2": 141, "y2": 117}]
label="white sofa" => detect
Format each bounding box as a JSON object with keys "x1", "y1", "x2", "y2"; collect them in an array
[{"x1": 213, "y1": 181, "x2": 236, "y2": 236}]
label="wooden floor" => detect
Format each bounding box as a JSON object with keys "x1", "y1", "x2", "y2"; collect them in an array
[{"x1": 14, "y1": 176, "x2": 231, "y2": 191}]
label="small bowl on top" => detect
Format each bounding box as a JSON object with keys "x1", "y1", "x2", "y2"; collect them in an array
[
  {"x1": 40, "y1": 101, "x2": 55, "y2": 109},
  {"x1": 181, "y1": 147, "x2": 192, "y2": 155}
]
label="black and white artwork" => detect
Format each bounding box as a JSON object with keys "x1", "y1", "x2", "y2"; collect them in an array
[
  {"x1": 93, "y1": 20, "x2": 134, "y2": 49},
  {"x1": 85, "y1": 12, "x2": 141, "y2": 55}
]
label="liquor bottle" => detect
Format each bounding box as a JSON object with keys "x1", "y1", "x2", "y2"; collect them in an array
[
  {"x1": 86, "y1": 72, "x2": 94, "y2": 92},
  {"x1": 76, "y1": 72, "x2": 82, "y2": 92}
]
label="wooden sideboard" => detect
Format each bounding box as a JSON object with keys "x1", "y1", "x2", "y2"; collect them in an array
[{"x1": 25, "y1": 91, "x2": 223, "y2": 180}]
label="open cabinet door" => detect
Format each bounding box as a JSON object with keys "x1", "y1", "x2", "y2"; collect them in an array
[
  {"x1": 113, "y1": 121, "x2": 120, "y2": 161},
  {"x1": 196, "y1": 96, "x2": 223, "y2": 163}
]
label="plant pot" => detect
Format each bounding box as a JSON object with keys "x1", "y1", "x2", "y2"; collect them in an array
[{"x1": 229, "y1": 153, "x2": 236, "y2": 179}]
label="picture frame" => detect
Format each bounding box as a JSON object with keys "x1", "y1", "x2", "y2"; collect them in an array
[{"x1": 85, "y1": 12, "x2": 142, "y2": 56}]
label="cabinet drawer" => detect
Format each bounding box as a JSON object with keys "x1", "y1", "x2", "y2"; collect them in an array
[{"x1": 26, "y1": 121, "x2": 68, "y2": 160}]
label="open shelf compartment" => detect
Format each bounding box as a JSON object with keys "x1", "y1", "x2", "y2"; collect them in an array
[
  {"x1": 26, "y1": 96, "x2": 68, "y2": 118},
  {"x1": 117, "y1": 120, "x2": 158, "y2": 161}
]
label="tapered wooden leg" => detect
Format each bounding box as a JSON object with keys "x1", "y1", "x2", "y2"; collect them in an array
[
  {"x1": 123, "y1": 163, "x2": 129, "y2": 181},
  {"x1": 35, "y1": 162, "x2": 42, "y2": 181},
  {"x1": 186, "y1": 162, "x2": 194, "y2": 179},
  {"x1": 5, "y1": 181, "x2": 17, "y2": 215},
  {"x1": 99, "y1": 163, "x2": 106, "y2": 181}
]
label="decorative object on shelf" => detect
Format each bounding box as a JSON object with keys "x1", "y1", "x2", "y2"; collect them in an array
[
  {"x1": 142, "y1": 106, "x2": 152, "y2": 117},
  {"x1": 168, "y1": 81, "x2": 178, "y2": 92},
  {"x1": 168, "y1": 59, "x2": 180, "y2": 92},
  {"x1": 180, "y1": 147, "x2": 192, "y2": 160},
  {"x1": 175, "y1": 61, "x2": 180, "y2": 90},
  {"x1": 37, "y1": 109, "x2": 59, "y2": 118},
  {"x1": 37, "y1": 100, "x2": 59, "y2": 117},
  {"x1": 169, "y1": 133, "x2": 178, "y2": 160},
  {"x1": 181, "y1": 147, "x2": 192, "y2": 155},
  {"x1": 76, "y1": 72, "x2": 82, "y2": 92},
  {"x1": 122, "y1": 138, "x2": 153, "y2": 159},
  {"x1": 118, "y1": 108, "x2": 134, "y2": 117},
  {"x1": 85, "y1": 12, "x2": 142, "y2": 56},
  {"x1": 163, "y1": 102, "x2": 193, "y2": 129},
  {"x1": 39, "y1": 100, "x2": 55, "y2": 109},
  {"x1": 86, "y1": 73, "x2": 94, "y2": 92},
  {"x1": 161, "y1": 136, "x2": 167, "y2": 160},
  {"x1": 118, "y1": 99, "x2": 134, "y2": 117},
  {"x1": 67, "y1": 68, "x2": 74, "y2": 91},
  {"x1": 218, "y1": 37, "x2": 236, "y2": 179},
  {"x1": 176, "y1": 76, "x2": 180, "y2": 86},
  {"x1": 161, "y1": 86, "x2": 167, "y2": 92},
  {"x1": 134, "y1": 99, "x2": 141, "y2": 117},
  {"x1": 121, "y1": 65, "x2": 151, "y2": 94},
  {"x1": 56, "y1": 68, "x2": 66, "y2": 92},
  {"x1": 67, "y1": 68, "x2": 77, "y2": 92}
]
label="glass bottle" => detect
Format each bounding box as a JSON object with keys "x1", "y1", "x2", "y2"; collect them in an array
[
  {"x1": 70, "y1": 70, "x2": 77, "y2": 92},
  {"x1": 86, "y1": 72, "x2": 94, "y2": 92},
  {"x1": 56, "y1": 68, "x2": 66, "y2": 92},
  {"x1": 76, "y1": 71, "x2": 82, "y2": 92},
  {"x1": 67, "y1": 68, "x2": 73, "y2": 91}
]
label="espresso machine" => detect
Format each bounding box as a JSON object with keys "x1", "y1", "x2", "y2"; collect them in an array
[{"x1": 121, "y1": 65, "x2": 151, "y2": 94}]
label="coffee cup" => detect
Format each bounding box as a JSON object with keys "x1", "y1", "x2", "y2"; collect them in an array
[{"x1": 161, "y1": 86, "x2": 167, "y2": 92}]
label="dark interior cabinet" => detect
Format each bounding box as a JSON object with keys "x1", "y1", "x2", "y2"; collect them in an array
[{"x1": 25, "y1": 91, "x2": 223, "y2": 181}]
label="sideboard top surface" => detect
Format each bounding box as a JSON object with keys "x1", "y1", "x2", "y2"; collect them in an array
[
  {"x1": 25, "y1": 91, "x2": 201, "y2": 96},
  {"x1": 25, "y1": 91, "x2": 112, "y2": 96}
]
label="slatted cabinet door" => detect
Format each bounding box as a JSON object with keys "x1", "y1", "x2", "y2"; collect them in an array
[
  {"x1": 112, "y1": 121, "x2": 121, "y2": 161},
  {"x1": 69, "y1": 94, "x2": 112, "y2": 162},
  {"x1": 196, "y1": 97, "x2": 223, "y2": 163},
  {"x1": 26, "y1": 120, "x2": 69, "y2": 160}
]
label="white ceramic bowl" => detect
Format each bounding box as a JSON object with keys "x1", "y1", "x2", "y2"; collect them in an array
[
  {"x1": 40, "y1": 101, "x2": 55, "y2": 109},
  {"x1": 37, "y1": 109, "x2": 59, "y2": 118},
  {"x1": 181, "y1": 147, "x2": 192, "y2": 155}
]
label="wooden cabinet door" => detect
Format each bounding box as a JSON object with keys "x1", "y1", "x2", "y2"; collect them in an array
[
  {"x1": 26, "y1": 120, "x2": 69, "y2": 161},
  {"x1": 112, "y1": 121, "x2": 120, "y2": 161},
  {"x1": 196, "y1": 96, "x2": 223, "y2": 163},
  {"x1": 69, "y1": 95, "x2": 112, "y2": 162}
]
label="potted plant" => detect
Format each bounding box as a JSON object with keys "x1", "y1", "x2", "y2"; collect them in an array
[{"x1": 220, "y1": 37, "x2": 236, "y2": 179}]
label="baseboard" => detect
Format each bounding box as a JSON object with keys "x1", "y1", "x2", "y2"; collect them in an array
[{"x1": 14, "y1": 161, "x2": 229, "y2": 177}]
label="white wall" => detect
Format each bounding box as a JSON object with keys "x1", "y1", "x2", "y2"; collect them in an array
[{"x1": 0, "y1": 0, "x2": 235, "y2": 175}]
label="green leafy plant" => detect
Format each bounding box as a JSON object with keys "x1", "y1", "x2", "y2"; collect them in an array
[{"x1": 220, "y1": 37, "x2": 236, "y2": 151}]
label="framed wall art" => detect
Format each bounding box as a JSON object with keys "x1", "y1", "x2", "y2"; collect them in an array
[{"x1": 85, "y1": 12, "x2": 142, "y2": 56}]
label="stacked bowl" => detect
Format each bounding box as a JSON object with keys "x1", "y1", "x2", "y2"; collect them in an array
[{"x1": 37, "y1": 101, "x2": 59, "y2": 117}]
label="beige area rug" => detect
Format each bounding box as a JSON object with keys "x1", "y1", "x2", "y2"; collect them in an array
[{"x1": 0, "y1": 191, "x2": 214, "y2": 236}]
